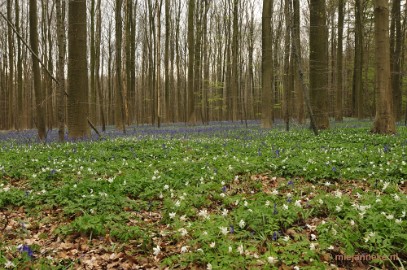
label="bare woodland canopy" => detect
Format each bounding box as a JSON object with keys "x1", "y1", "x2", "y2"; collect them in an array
[{"x1": 0, "y1": 0, "x2": 405, "y2": 140}]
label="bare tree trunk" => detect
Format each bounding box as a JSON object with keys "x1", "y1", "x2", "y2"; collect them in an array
[
  {"x1": 30, "y1": 0, "x2": 46, "y2": 140},
  {"x1": 247, "y1": 5, "x2": 255, "y2": 120},
  {"x1": 15, "y1": 0, "x2": 23, "y2": 130},
  {"x1": 292, "y1": 0, "x2": 304, "y2": 124},
  {"x1": 310, "y1": 0, "x2": 329, "y2": 129},
  {"x1": 7, "y1": 0, "x2": 14, "y2": 129},
  {"x1": 90, "y1": 0, "x2": 97, "y2": 123},
  {"x1": 56, "y1": 0, "x2": 66, "y2": 141},
  {"x1": 261, "y1": 0, "x2": 273, "y2": 128},
  {"x1": 125, "y1": 0, "x2": 133, "y2": 125},
  {"x1": 231, "y1": 0, "x2": 239, "y2": 122},
  {"x1": 156, "y1": 0, "x2": 163, "y2": 127},
  {"x1": 390, "y1": 0, "x2": 402, "y2": 121},
  {"x1": 67, "y1": 0, "x2": 89, "y2": 138},
  {"x1": 353, "y1": 0, "x2": 364, "y2": 119},
  {"x1": 115, "y1": 0, "x2": 126, "y2": 132},
  {"x1": 107, "y1": 21, "x2": 113, "y2": 125},
  {"x1": 372, "y1": 0, "x2": 395, "y2": 134},
  {"x1": 187, "y1": 0, "x2": 195, "y2": 124},
  {"x1": 194, "y1": 0, "x2": 203, "y2": 123},
  {"x1": 45, "y1": 0, "x2": 55, "y2": 130},
  {"x1": 175, "y1": 0, "x2": 182, "y2": 122},
  {"x1": 283, "y1": 0, "x2": 291, "y2": 130},
  {"x1": 95, "y1": 0, "x2": 105, "y2": 131},
  {"x1": 164, "y1": 0, "x2": 171, "y2": 123},
  {"x1": 202, "y1": 0, "x2": 210, "y2": 124},
  {"x1": 335, "y1": 0, "x2": 344, "y2": 122}
]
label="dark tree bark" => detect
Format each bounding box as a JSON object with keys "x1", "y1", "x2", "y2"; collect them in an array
[
  {"x1": 335, "y1": 0, "x2": 344, "y2": 122},
  {"x1": 90, "y1": 0, "x2": 97, "y2": 123},
  {"x1": 231, "y1": 0, "x2": 239, "y2": 121},
  {"x1": 261, "y1": 0, "x2": 273, "y2": 128},
  {"x1": 7, "y1": 0, "x2": 14, "y2": 129},
  {"x1": 187, "y1": 0, "x2": 196, "y2": 124},
  {"x1": 353, "y1": 0, "x2": 364, "y2": 119},
  {"x1": 15, "y1": 0, "x2": 23, "y2": 129},
  {"x1": 67, "y1": 0, "x2": 90, "y2": 138},
  {"x1": 283, "y1": 0, "x2": 291, "y2": 130},
  {"x1": 56, "y1": 0, "x2": 66, "y2": 141},
  {"x1": 390, "y1": 0, "x2": 402, "y2": 121},
  {"x1": 115, "y1": 0, "x2": 126, "y2": 132},
  {"x1": 309, "y1": 0, "x2": 329, "y2": 129},
  {"x1": 30, "y1": 0, "x2": 47, "y2": 140}
]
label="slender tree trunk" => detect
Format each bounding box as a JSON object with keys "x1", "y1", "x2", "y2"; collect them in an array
[
  {"x1": 125, "y1": 0, "x2": 133, "y2": 125},
  {"x1": 187, "y1": 0, "x2": 195, "y2": 124},
  {"x1": 261, "y1": 0, "x2": 273, "y2": 128},
  {"x1": 372, "y1": 0, "x2": 395, "y2": 134},
  {"x1": 90, "y1": 0, "x2": 97, "y2": 123},
  {"x1": 309, "y1": 0, "x2": 329, "y2": 129},
  {"x1": 164, "y1": 0, "x2": 170, "y2": 123},
  {"x1": 95, "y1": 0, "x2": 105, "y2": 131},
  {"x1": 115, "y1": 0, "x2": 126, "y2": 132},
  {"x1": 403, "y1": 2, "x2": 407, "y2": 125},
  {"x1": 292, "y1": 0, "x2": 305, "y2": 124},
  {"x1": 335, "y1": 0, "x2": 344, "y2": 122},
  {"x1": 56, "y1": 0, "x2": 66, "y2": 141},
  {"x1": 283, "y1": 0, "x2": 291, "y2": 130},
  {"x1": 7, "y1": 0, "x2": 14, "y2": 129},
  {"x1": 390, "y1": 0, "x2": 402, "y2": 121},
  {"x1": 247, "y1": 7, "x2": 255, "y2": 120},
  {"x1": 202, "y1": 0, "x2": 210, "y2": 124},
  {"x1": 45, "y1": 0, "x2": 55, "y2": 129},
  {"x1": 231, "y1": 0, "x2": 239, "y2": 122},
  {"x1": 156, "y1": 0, "x2": 163, "y2": 127},
  {"x1": 175, "y1": 0, "x2": 182, "y2": 122},
  {"x1": 194, "y1": 1, "x2": 203, "y2": 123},
  {"x1": 353, "y1": 0, "x2": 364, "y2": 119},
  {"x1": 30, "y1": 0, "x2": 46, "y2": 140},
  {"x1": 15, "y1": 0, "x2": 23, "y2": 129},
  {"x1": 67, "y1": 0, "x2": 89, "y2": 138},
  {"x1": 107, "y1": 21, "x2": 113, "y2": 125}
]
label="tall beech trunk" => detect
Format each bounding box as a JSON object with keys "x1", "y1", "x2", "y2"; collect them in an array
[
  {"x1": 335, "y1": 0, "x2": 344, "y2": 122},
  {"x1": 187, "y1": 0, "x2": 195, "y2": 124},
  {"x1": 309, "y1": 0, "x2": 329, "y2": 129},
  {"x1": 67, "y1": 0, "x2": 89, "y2": 138},
  {"x1": 390, "y1": 0, "x2": 402, "y2": 121},
  {"x1": 372, "y1": 0, "x2": 395, "y2": 134},
  {"x1": 261, "y1": 0, "x2": 273, "y2": 128},
  {"x1": 353, "y1": 0, "x2": 364, "y2": 118},
  {"x1": 56, "y1": 0, "x2": 66, "y2": 141},
  {"x1": 30, "y1": 0, "x2": 46, "y2": 140}
]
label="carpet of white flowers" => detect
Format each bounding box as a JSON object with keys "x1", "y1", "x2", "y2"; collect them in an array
[{"x1": 0, "y1": 121, "x2": 406, "y2": 269}]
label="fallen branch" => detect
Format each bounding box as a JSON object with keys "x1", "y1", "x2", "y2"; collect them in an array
[{"x1": 87, "y1": 118, "x2": 101, "y2": 137}]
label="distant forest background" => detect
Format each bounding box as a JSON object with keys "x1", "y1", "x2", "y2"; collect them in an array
[{"x1": 0, "y1": 0, "x2": 405, "y2": 139}]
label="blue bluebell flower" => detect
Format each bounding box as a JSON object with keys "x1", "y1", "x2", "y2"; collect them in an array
[
  {"x1": 18, "y1": 245, "x2": 34, "y2": 259},
  {"x1": 272, "y1": 231, "x2": 278, "y2": 241}
]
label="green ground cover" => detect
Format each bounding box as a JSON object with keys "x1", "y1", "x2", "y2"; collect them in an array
[{"x1": 0, "y1": 122, "x2": 406, "y2": 269}]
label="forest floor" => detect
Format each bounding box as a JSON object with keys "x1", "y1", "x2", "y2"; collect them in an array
[{"x1": 0, "y1": 120, "x2": 406, "y2": 269}]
